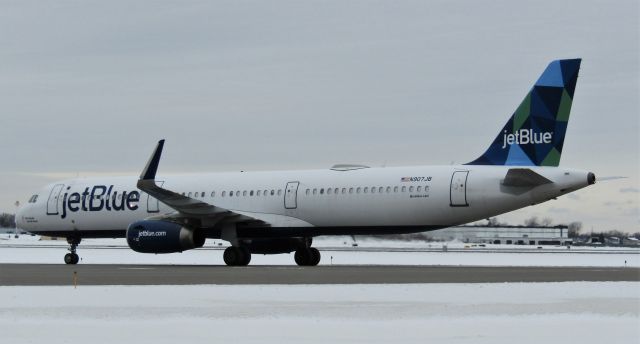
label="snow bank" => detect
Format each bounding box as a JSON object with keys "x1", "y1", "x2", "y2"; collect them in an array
[{"x1": 1, "y1": 282, "x2": 638, "y2": 344}]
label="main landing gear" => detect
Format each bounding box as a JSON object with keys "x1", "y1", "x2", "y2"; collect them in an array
[
  {"x1": 223, "y1": 246, "x2": 251, "y2": 266},
  {"x1": 64, "y1": 237, "x2": 80, "y2": 265},
  {"x1": 222, "y1": 246, "x2": 321, "y2": 266},
  {"x1": 294, "y1": 247, "x2": 321, "y2": 266}
]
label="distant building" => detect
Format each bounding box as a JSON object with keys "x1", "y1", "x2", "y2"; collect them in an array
[
  {"x1": 622, "y1": 237, "x2": 640, "y2": 247},
  {"x1": 429, "y1": 225, "x2": 571, "y2": 245}
]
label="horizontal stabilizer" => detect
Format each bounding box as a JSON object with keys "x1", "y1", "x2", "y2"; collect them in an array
[{"x1": 502, "y1": 168, "x2": 552, "y2": 187}]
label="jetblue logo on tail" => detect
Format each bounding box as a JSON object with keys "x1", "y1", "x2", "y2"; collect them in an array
[
  {"x1": 501, "y1": 129, "x2": 553, "y2": 149},
  {"x1": 467, "y1": 59, "x2": 581, "y2": 166}
]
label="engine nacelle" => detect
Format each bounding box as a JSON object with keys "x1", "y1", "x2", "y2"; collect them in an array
[{"x1": 126, "y1": 220, "x2": 205, "y2": 254}]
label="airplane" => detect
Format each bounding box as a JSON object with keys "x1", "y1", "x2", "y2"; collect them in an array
[{"x1": 16, "y1": 58, "x2": 595, "y2": 266}]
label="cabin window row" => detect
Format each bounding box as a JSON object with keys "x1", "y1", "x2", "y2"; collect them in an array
[
  {"x1": 178, "y1": 185, "x2": 429, "y2": 199},
  {"x1": 304, "y1": 185, "x2": 429, "y2": 196},
  {"x1": 182, "y1": 190, "x2": 284, "y2": 198}
]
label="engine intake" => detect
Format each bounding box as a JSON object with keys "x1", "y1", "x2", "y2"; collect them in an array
[{"x1": 126, "y1": 220, "x2": 205, "y2": 253}]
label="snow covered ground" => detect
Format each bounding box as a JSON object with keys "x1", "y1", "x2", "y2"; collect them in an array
[
  {"x1": 0, "y1": 282, "x2": 638, "y2": 344},
  {"x1": 1, "y1": 235, "x2": 638, "y2": 267}
]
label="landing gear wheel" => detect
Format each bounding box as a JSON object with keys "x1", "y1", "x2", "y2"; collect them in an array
[
  {"x1": 65, "y1": 237, "x2": 81, "y2": 264},
  {"x1": 294, "y1": 249, "x2": 310, "y2": 266},
  {"x1": 239, "y1": 247, "x2": 251, "y2": 266},
  {"x1": 223, "y1": 247, "x2": 251, "y2": 266},
  {"x1": 64, "y1": 253, "x2": 79, "y2": 265},
  {"x1": 309, "y1": 247, "x2": 321, "y2": 266},
  {"x1": 294, "y1": 248, "x2": 320, "y2": 266}
]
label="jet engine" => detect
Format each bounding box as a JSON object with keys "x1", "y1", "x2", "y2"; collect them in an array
[{"x1": 126, "y1": 220, "x2": 205, "y2": 253}]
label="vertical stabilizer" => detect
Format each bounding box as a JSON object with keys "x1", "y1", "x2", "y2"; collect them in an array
[{"x1": 467, "y1": 59, "x2": 581, "y2": 166}]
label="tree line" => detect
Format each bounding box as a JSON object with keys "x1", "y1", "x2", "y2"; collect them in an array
[{"x1": 0, "y1": 213, "x2": 15, "y2": 228}]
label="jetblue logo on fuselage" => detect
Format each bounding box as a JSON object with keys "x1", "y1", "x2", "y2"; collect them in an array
[
  {"x1": 59, "y1": 185, "x2": 140, "y2": 219},
  {"x1": 501, "y1": 129, "x2": 552, "y2": 149}
]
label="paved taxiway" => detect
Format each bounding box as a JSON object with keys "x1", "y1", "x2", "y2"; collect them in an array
[{"x1": 1, "y1": 264, "x2": 638, "y2": 285}]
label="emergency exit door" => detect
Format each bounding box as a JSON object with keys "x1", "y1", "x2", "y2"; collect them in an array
[
  {"x1": 284, "y1": 181, "x2": 300, "y2": 209},
  {"x1": 450, "y1": 171, "x2": 469, "y2": 207}
]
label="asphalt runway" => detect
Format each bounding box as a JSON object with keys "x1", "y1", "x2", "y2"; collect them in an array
[{"x1": 1, "y1": 264, "x2": 638, "y2": 286}]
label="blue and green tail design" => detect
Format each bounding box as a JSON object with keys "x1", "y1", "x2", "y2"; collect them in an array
[{"x1": 467, "y1": 59, "x2": 581, "y2": 167}]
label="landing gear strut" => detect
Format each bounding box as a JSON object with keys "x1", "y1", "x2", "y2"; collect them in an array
[
  {"x1": 294, "y1": 247, "x2": 321, "y2": 266},
  {"x1": 223, "y1": 246, "x2": 251, "y2": 266},
  {"x1": 64, "y1": 237, "x2": 80, "y2": 265}
]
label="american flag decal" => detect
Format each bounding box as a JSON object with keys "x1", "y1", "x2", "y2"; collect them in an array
[{"x1": 401, "y1": 177, "x2": 411, "y2": 182}]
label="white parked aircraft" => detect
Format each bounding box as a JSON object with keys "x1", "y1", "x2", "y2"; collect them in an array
[{"x1": 16, "y1": 59, "x2": 595, "y2": 266}]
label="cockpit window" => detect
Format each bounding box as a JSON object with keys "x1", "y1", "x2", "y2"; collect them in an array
[{"x1": 28, "y1": 195, "x2": 38, "y2": 203}]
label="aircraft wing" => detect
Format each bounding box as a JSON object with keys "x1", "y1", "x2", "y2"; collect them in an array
[
  {"x1": 137, "y1": 140, "x2": 265, "y2": 227},
  {"x1": 502, "y1": 168, "x2": 552, "y2": 187}
]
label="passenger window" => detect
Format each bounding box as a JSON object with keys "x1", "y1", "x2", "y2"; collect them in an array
[
  {"x1": 250, "y1": 190, "x2": 254, "y2": 196},
  {"x1": 201, "y1": 192, "x2": 205, "y2": 197},
  {"x1": 243, "y1": 191, "x2": 247, "y2": 196},
  {"x1": 230, "y1": 191, "x2": 234, "y2": 196},
  {"x1": 278, "y1": 190, "x2": 282, "y2": 196},
  {"x1": 394, "y1": 186, "x2": 398, "y2": 193},
  {"x1": 306, "y1": 189, "x2": 310, "y2": 195},
  {"x1": 327, "y1": 188, "x2": 332, "y2": 195},
  {"x1": 320, "y1": 188, "x2": 324, "y2": 195},
  {"x1": 379, "y1": 187, "x2": 383, "y2": 193},
  {"x1": 364, "y1": 187, "x2": 368, "y2": 193},
  {"x1": 371, "y1": 187, "x2": 376, "y2": 194},
  {"x1": 409, "y1": 186, "x2": 414, "y2": 192},
  {"x1": 211, "y1": 191, "x2": 215, "y2": 197},
  {"x1": 334, "y1": 188, "x2": 339, "y2": 194},
  {"x1": 401, "y1": 186, "x2": 406, "y2": 192},
  {"x1": 417, "y1": 186, "x2": 422, "y2": 192},
  {"x1": 257, "y1": 190, "x2": 261, "y2": 196},
  {"x1": 188, "y1": 192, "x2": 192, "y2": 197},
  {"x1": 271, "y1": 190, "x2": 275, "y2": 196},
  {"x1": 342, "y1": 188, "x2": 346, "y2": 194},
  {"x1": 424, "y1": 186, "x2": 430, "y2": 193},
  {"x1": 356, "y1": 187, "x2": 361, "y2": 194},
  {"x1": 236, "y1": 190, "x2": 240, "y2": 196},
  {"x1": 313, "y1": 189, "x2": 317, "y2": 195},
  {"x1": 222, "y1": 191, "x2": 226, "y2": 197},
  {"x1": 349, "y1": 188, "x2": 353, "y2": 194}
]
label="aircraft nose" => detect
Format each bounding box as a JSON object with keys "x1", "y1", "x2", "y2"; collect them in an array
[{"x1": 588, "y1": 172, "x2": 596, "y2": 185}]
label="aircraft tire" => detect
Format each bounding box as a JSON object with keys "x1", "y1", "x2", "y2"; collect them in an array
[
  {"x1": 224, "y1": 247, "x2": 251, "y2": 266},
  {"x1": 309, "y1": 248, "x2": 321, "y2": 266},
  {"x1": 294, "y1": 249, "x2": 309, "y2": 266},
  {"x1": 239, "y1": 247, "x2": 251, "y2": 266},
  {"x1": 64, "y1": 253, "x2": 79, "y2": 265}
]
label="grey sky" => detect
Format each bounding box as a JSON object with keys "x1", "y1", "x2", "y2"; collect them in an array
[{"x1": 1, "y1": 1, "x2": 638, "y2": 232}]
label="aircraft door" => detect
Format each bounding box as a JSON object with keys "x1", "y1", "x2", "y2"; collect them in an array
[
  {"x1": 450, "y1": 171, "x2": 469, "y2": 207},
  {"x1": 284, "y1": 181, "x2": 300, "y2": 209},
  {"x1": 147, "y1": 181, "x2": 164, "y2": 213},
  {"x1": 46, "y1": 184, "x2": 65, "y2": 215}
]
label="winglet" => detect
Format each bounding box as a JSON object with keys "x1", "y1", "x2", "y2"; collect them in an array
[{"x1": 140, "y1": 140, "x2": 165, "y2": 180}]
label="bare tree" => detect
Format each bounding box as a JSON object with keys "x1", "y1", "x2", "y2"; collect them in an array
[
  {"x1": 567, "y1": 221, "x2": 582, "y2": 238},
  {"x1": 524, "y1": 216, "x2": 540, "y2": 227}
]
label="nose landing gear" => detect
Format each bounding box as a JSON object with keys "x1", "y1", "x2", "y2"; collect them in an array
[{"x1": 64, "y1": 237, "x2": 81, "y2": 265}]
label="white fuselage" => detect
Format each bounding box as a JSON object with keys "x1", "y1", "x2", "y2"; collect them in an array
[{"x1": 16, "y1": 165, "x2": 592, "y2": 237}]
